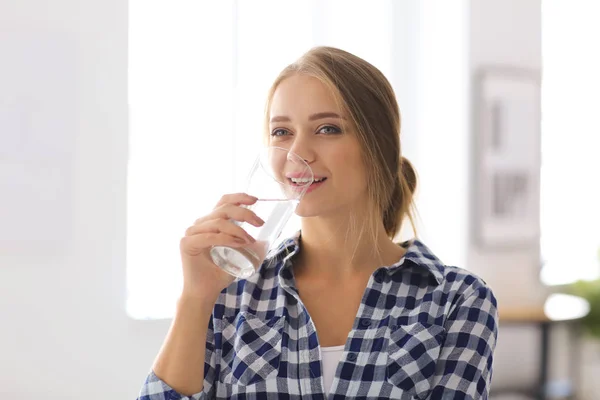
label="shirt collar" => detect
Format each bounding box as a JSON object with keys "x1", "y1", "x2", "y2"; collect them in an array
[{"x1": 266, "y1": 230, "x2": 445, "y2": 285}]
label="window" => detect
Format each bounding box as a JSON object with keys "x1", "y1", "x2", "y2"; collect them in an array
[
  {"x1": 540, "y1": 1, "x2": 600, "y2": 285},
  {"x1": 127, "y1": 0, "x2": 399, "y2": 319}
]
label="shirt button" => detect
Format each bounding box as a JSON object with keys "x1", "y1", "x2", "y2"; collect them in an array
[
  {"x1": 374, "y1": 270, "x2": 385, "y2": 283},
  {"x1": 347, "y1": 352, "x2": 358, "y2": 361},
  {"x1": 360, "y1": 318, "x2": 372, "y2": 328}
]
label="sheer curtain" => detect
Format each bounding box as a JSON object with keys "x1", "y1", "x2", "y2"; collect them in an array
[
  {"x1": 127, "y1": 0, "x2": 399, "y2": 319},
  {"x1": 540, "y1": 1, "x2": 600, "y2": 285}
]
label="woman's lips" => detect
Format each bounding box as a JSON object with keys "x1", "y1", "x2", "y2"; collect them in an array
[{"x1": 288, "y1": 177, "x2": 327, "y2": 194}]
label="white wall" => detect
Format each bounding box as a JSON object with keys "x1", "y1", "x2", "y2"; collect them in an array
[
  {"x1": 467, "y1": 0, "x2": 547, "y2": 308},
  {"x1": 465, "y1": 0, "x2": 548, "y2": 392},
  {"x1": 0, "y1": 1, "x2": 166, "y2": 398}
]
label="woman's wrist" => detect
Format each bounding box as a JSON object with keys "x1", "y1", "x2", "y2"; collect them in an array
[{"x1": 177, "y1": 290, "x2": 219, "y2": 316}]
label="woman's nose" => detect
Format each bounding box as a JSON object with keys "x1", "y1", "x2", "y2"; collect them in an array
[{"x1": 288, "y1": 136, "x2": 315, "y2": 164}]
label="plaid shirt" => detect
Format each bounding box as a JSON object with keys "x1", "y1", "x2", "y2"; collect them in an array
[{"x1": 138, "y1": 233, "x2": 498, "y2": 399}]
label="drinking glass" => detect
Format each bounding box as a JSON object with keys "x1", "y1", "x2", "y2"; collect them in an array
[{"x1": 209, "y1": 146, "x2": 314, "y2": 278}]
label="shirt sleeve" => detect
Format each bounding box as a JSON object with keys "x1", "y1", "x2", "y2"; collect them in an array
[
  {"x1": 136, "y1": 314, "x2": 218, "y2": 400},
  {"x1": 427, "y1": 282, "x2": 499, "y2": 400}
]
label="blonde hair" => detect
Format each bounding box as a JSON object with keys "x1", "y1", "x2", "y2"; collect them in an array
[{"x1": 264, "y1": 46, "x2": 417, "y2": 249}]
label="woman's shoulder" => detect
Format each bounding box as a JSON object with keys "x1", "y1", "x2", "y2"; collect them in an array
[
  {"x1": 400, "y1": 238, "x2": 497, "y2": 304},
  {"x1": 395, "y1": 239, "x2": 498, "y2": 331}
]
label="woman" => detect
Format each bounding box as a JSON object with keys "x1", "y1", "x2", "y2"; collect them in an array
[{"x1": 138, "y1": 47, "x2": 498, "y2": 400}]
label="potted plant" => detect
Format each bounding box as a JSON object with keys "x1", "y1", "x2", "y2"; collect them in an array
[
  {"x1": 567, "y1": 278, "x2": 600, "y2": 338},
  {"x1": 567, "y1": 247, "x2": 600, "y2": 339}
]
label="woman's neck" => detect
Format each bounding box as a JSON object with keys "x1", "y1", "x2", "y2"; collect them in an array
[{"x1": 293, "y1": 216, "x2": 406, "y2": 280}]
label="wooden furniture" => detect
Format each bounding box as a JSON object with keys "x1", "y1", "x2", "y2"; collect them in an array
[{"x1": 493, "y1": 296, "x2": 589, "y2": 400}]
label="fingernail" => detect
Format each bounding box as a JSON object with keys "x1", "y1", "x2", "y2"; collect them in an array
[
  {"x1": 255, "y1": 217, "x2": 265, "y2": 226},
  {"x1": 247, "y1": 235, "x2": 256, "y2": 243}
]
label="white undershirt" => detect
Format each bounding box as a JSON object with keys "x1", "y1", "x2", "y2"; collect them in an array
[{"x1": 321, "y1": 345, "x2": 345, "y2": 394}]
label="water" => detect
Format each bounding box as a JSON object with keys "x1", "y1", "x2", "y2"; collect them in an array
[
  {"x1": 210, "y1": 241, "x2": 269, "y2": 279},
  {"x1": 210, "y1": 199, "x2": 298, "y2": 278}
]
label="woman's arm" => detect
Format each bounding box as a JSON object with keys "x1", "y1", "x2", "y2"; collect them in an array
[
  {"x1": 138, "y1": 192, "x2": 261, "y2": 398},
  {"x1": 428, "y1": 283, "x2": 499, "y2": 400},
  {"x1": 138, "y1": 294, "x2": 218, "y2": 399}
]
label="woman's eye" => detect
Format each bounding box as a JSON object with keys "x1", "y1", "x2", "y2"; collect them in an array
[
  {"x1": 270, "y1": 128, "x2": 289, "y2": 137},
  {"x1": 318, "y1": 125, "x2": 341, "y2": 135}
]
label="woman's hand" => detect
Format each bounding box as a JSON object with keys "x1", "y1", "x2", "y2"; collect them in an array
[{"x1": 179, "y1": 192, "x2": 265, "y2": 303}]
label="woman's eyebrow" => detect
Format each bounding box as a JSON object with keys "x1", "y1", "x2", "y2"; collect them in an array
[{"x1": 269, "y1": 112, "x2": 347, "y2": 123}]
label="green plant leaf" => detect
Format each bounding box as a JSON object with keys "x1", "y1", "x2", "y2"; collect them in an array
[{"x1": 567, "y1": 278, "x2": 600, "y2": 338}]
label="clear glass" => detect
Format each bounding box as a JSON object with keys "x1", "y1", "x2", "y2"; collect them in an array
[{"x1": 209, "y1": 146, "x2": 314, "y2": 278}]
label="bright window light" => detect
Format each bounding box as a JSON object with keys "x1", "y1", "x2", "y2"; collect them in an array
[
  {"x1": 127, "y1": 0, "x2": 396, "y2": 319},
  {"x1": 540, "y1": 1, "x2": 600, "y2": 285}
]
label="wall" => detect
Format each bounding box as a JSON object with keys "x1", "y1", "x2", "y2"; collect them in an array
[
  {"x1": 0, "y1": 1, "x2": 166, "y2": 398},
  {"x1": 465, "y1": 0, "x2": 548, "y2": 392},
  {"x1": 468, "y1": 0, "x2": 546, "y2": 307}
]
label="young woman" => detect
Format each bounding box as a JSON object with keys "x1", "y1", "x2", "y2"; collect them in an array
[{"x1": 138, "y1": 47, "x2": 498, "y2": 400}]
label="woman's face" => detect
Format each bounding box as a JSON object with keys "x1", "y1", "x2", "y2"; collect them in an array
[{"x1": 268, "y1": 74, "x2": 369, "y2": 217}]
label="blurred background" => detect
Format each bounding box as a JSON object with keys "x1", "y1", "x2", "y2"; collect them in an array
[{"x1": 1, "y1": 0, "x2": 599, "y2": 399}]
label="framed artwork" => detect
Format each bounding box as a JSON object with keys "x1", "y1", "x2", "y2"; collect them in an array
[{"x1": 472, "y1": 67, "x2": 542, "y2": 249}]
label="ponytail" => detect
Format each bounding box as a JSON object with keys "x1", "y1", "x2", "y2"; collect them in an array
[{"x1": 383, "y1": 156, "x2": 417, "y2": 238}]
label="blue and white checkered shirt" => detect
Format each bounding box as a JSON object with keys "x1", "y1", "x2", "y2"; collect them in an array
[{"x1": 138, "y1": 233, "x2": 498, "y2": 399}]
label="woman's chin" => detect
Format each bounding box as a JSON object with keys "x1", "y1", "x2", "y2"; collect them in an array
[
  {"x1": 295, "y1": 202, "x2": 320, "y2": 218},
  {"x1": 294, "y1": 205, "x2": 312, "y2": 218}
]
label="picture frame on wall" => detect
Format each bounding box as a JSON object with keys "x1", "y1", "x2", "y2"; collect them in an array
[{"x1": 472, "y1": 67, "x2": 542, "y2": 249}]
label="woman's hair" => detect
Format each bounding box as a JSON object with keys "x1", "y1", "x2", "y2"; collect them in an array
[{"x1": 264, "y1": 46, "x2": 418, "y2": 247}]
